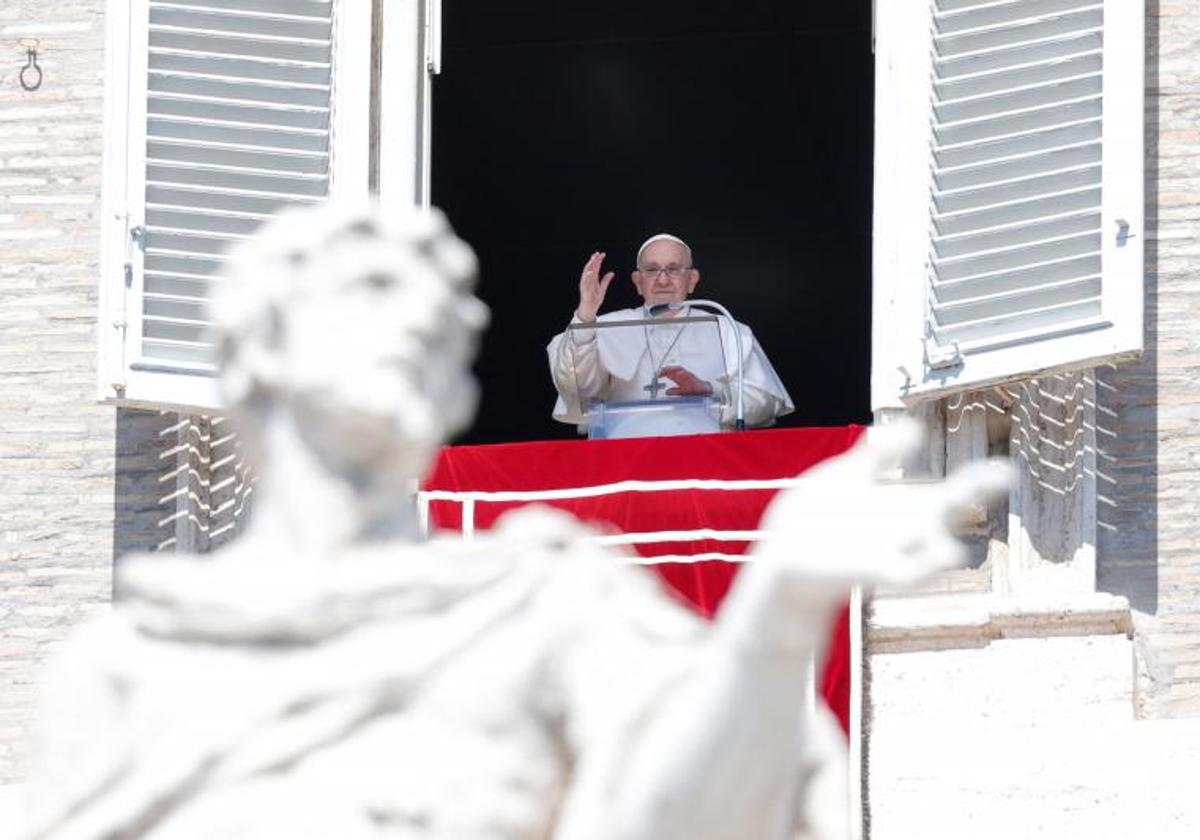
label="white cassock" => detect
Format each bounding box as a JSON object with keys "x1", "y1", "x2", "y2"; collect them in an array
[{"x1": 548, "y1": 305, "x2": 794, "y2": 430}]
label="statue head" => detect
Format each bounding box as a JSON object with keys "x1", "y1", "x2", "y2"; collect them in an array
[{"x1": 212, "y1": 202, "x2": 489, "y2": 483}]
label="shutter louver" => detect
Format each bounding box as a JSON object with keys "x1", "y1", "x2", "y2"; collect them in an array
[
  {"x1": 927, "y1": 0, "x2": 1105, "y2": 353},
  {"x1": 870, "y1": 0, "x2": 1142, "y2": 408},
  {"x1": 139, "y1": 0, "x2": 335, "y2": 371}
]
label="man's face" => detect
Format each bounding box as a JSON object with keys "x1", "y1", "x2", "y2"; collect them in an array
[{"x1": 632, "y1": 240, "x2": 699, "y2": 307}]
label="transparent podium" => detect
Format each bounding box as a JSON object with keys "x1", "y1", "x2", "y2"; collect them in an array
[
  {"x1": 586, "y1": 396, "x2": 720, "y2": 440},
  {"x1": 563, "y1": 311, "x2": 729, "y2": 440}
]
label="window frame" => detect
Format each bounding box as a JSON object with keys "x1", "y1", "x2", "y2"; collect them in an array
[{"x1": 379, "y1": 0, "x2": 439, "y2": 213}]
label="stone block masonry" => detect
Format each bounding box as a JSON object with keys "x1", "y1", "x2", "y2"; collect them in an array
[
  {"x1": 0, "y1": 3, "x2": 246, "y2": 785},
  {"x1": 0, "y1": 0, "x2": 135, "y2": 784},
  {"x1": 1095, "y1": 0, "x2": 1200, "y2": 719}
]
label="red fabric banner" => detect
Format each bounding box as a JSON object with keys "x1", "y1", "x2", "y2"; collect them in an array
[{"x1": 423, "y1": 425, "x2": 864, "y2": 733}]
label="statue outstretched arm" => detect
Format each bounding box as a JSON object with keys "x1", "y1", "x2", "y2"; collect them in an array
[{"x1": 556, "y1": 423, "x2": 1009, "y2": 840}]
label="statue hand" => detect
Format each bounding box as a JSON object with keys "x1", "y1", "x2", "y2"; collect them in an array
[{"x1": 755, "y1": 420, "x2": 1011, "y2": 594}]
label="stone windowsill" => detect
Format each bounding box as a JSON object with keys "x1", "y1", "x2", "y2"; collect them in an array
[{"x1": 867, "y1": 591, "x2": 1133, "y2": 654}]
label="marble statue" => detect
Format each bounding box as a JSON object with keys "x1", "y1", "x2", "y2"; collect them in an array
[{"x1": 18, "y1": 203, "x2": 1008, "y2": 840}]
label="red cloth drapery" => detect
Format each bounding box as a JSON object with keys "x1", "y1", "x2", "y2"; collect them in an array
[{"x1": 423, "y1": 425, "x2": 864, "y2": 733}]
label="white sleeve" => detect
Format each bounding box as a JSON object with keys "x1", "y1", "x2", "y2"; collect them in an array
[
  {"x1": 711, "y1": 375, "x2": 790, "y2": 428},
  {"x1": 548, "y1": 315, "x2": 611, "y2": 423},
  {"x1": 712, "y1": 325, "x2": 795, "y2": 429}
]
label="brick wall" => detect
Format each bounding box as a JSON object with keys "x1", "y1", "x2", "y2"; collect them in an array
[
  {"x1": 0, "y1": 1, "x2": 183, "y2": 784},
  {"x1": 1096, "y1": 0, "x2": 1200, "y2": 719},
  {"x1": 0, "y1": 1, "x2": 252, "y2": 784},
  {"x1": 0, "y1": 0, "x2": 111, "y2": 783}
]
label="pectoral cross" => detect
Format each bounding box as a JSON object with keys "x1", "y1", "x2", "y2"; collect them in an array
[{"x1": 643, "y1": 376, "x2": 666, "y2": 398}]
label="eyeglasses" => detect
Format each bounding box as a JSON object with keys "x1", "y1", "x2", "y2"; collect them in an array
[{"x1": 637, "y1": 266, "x2": 692, "y2": 279}]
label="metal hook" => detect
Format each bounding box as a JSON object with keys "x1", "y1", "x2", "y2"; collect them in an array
[{"x1": 19, "y1": 47, "x2": 42, "y2": 92}]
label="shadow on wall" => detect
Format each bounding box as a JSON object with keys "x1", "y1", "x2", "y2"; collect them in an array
[
  {"x1": 113, "y1": 410, "x2": 255, "y2": 572},
  {"x1": 1094, "y1": 3, "x2": 1158, "y2": 616},
  {"x1": 112, "y1": 408, "x2": 182, "y2": 569}
]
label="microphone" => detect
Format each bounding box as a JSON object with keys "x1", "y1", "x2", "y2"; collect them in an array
[{"x1": 647, "y1": 299, "x2": 746, "y2": 431}]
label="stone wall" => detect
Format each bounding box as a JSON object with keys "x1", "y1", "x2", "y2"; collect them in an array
[
  {"x1": 868, "y1": 623, "x2": 1200, "y2": 840},
  {"x1": 1095, "y1": 0, "x2": 1200, "y2": 719},
  {"x1": 0, "y1": 0, "x2": 111, "y2": 783},
  {"x1": 0, "y1": 0, "x2": 255, "y2": 785},
  {"x1": 0, "y1": 1, "x2": 182, "y2": 784}
]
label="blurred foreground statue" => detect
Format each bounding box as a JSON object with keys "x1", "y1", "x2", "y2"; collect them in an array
[{"x1": 20, "y1": 204, "x2": 1006, "y2": 840}]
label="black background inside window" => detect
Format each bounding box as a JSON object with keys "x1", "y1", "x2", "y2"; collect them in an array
[{"x1": 433, "y1": 1, "x2": 874, "y2": 443}]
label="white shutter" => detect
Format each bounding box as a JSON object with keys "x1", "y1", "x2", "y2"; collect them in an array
[
  {"x1": 99, "y1": 0, "x2": 370, "y2": 411},
  {"x1": 871, "y1": 0, "x2": 1143, "y2": 407},
  {"x1": 379, "y1": 0, "x2": 440, "y2": 211}
]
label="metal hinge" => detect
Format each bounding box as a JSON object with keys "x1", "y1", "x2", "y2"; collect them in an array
[
  {"x1": 116, "y1": 223, "x2": 145, "y2": 327},
  {"x1": 1115, "y1": 218, "x2": 1136, "y2": 247},
  {"x1": 924, "y1": 336, "x2": 963, "y2": 371},
  {"x1": 110, "y1": 220, "x2": 145, "y2": 392}
]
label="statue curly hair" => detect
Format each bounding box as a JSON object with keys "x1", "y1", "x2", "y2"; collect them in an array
[{"x1": 210, "y1": 201, "x2": 490, "y2": 477}]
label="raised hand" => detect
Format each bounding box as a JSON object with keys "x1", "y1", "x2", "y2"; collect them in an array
[
  {"x1": 577, "y1": 251, "x2": 614, "y2": 322},
  {"x1": 660, "y1": 365, "x2": 713, "y2": 396}
]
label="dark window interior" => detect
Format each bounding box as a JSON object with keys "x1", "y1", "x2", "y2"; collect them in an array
[{"x1": 433, "y1": 1, "x2": 874, "y2": 443}]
